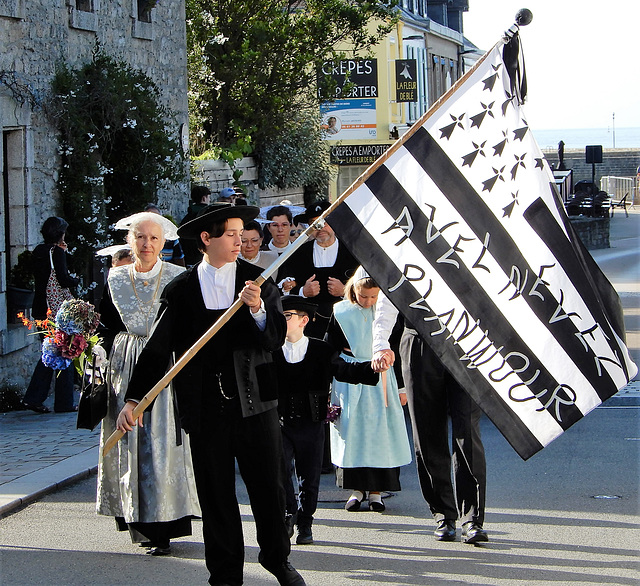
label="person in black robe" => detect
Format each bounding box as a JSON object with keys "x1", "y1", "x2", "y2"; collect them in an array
[
  {"x1": 277, "y1": 200, "x2": 358, "y2": 339},
  {"x1": 273, "y1": 295, "x2": 332, "y2": 546}
]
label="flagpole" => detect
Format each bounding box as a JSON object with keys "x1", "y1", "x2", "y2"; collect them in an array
[{"x1": 102, "y1": 226, "x2": 320, "y2": 456}]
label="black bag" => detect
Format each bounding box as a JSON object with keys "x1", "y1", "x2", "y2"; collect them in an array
[{"x1": 77, "y1": 356, "x2": 108, "y2": 431}]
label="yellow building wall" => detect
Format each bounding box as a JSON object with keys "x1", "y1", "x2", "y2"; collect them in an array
[{"x1": 326, "y1": 20, "x2": 409, "y2": 201}]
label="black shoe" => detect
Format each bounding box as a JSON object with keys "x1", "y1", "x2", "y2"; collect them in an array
[
  {"x1": 146, "y1": 546, "x2": 171, "y2": 556},
  {"x1": 345, "y1": 490, "x2": 365, "y2": 512},
  {"x1": 22, "y1": 401, "x2": 51, "y2": 414},
  {"x1": 462, "y1": 522, "x2": 488, "y2": 544},
  {"x1": 296, "y1": 524, "x2": 313, "y2": 545},
  {"x1": 285, "y1": 514, "x2": 295, "y2": 539},
  {"x1": 264, "y1": 561, "x2": 306, "y2": 586},
  {"x1": 368, "y1": 494, "x2": 385, "y2": 512},
  {"x1": 434, "y1": 519, "x2": 456, "y2": 541}
]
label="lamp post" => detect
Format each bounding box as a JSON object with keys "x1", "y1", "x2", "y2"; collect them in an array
[{"x1": 612, "y1": 112, "x2": 616, "y2": 148}]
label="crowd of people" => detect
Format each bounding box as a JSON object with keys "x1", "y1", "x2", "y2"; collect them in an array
[{"x1": 23, "y1": 188, "x2": 488, "y2": 586}]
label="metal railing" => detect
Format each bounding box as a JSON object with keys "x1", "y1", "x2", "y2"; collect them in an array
[{"x1": 600, "y1": 176, "x2": 637, "y2": 206}]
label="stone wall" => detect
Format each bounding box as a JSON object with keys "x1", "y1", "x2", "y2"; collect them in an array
[
  {"x1": 1, "y1": 1, "x2": 189, "y2": 230},
  {"x1": 0, "y1": 1, "x2": 188, "y2": 387},
  {"x1": 569, "y1": 217, "x2": 610, "y2": 250},
  {"x1": 192, "y1": 157, "x2": 306, "y2": 208},
  {"x1": 543, "y1": 147, "x2": 639, "y2": 187}
]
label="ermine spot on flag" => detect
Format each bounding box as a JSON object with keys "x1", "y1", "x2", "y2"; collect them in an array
[{"x1": 327, "y1": 31, "x2": 637, "y2": 460}]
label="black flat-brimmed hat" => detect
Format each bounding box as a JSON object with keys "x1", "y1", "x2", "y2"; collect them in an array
[
  {"x1": 177, "y1": 203, "x2": 259, "y2": 239},
  {"x1": 293, "y1": 199, "x2": 331, "y2": 225},
  {"x1": 281, "y1": 295, "x2": 318, "y2": 317}
]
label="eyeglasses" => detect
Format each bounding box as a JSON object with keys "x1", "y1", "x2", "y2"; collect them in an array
[
  {"x1": 289, "y1": 229, "x2": 304, "y2": 237},
  {"x1": 271, "y1": 222, "x2": 291, "y2": 230},
  {"x1": 241, "y1": 237, "x2": 262, "y2": 245},
  {"x1": 283, "y1": 312, "x2": 304, "y2": 320}
]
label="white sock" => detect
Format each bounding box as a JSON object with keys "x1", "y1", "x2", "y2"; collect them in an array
[
  {"x1": 348, "y1": 490, "x2": 364, "y2": 502},
  {"x1": 369, "y1": 492, "x2": 383, "y2": 504}
]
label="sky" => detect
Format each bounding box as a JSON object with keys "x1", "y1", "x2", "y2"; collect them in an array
[{"x1": 462, "y1": 1, "x2": 640, "y2": 131}]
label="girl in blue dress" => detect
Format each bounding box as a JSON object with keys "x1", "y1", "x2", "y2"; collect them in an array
[{"x1": 326, "y1": 267, "x2": 412, "y2": 512}]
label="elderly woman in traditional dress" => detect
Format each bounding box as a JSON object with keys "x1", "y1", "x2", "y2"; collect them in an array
[{"x1": 96, "y1": 212, "x2": 200, "y2": 556}]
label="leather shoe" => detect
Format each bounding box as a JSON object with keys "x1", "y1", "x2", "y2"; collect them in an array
[
  {"x1": 22, "y1": 401, "x2": 51, "y2": 414},
  {"x1": 263, "y1": 561, "x2": 306, "y2": 585},
  {"x1": 462, "y1": 522, "x2": 488, "y2": 544},
  {"x1": 296, "y1": 524, "x2": 313, "y2": 545},
  {"x1": 345, "y1": 490, "x2": 365, "y2": 512},
  {"x1": 146, "y1": 546, "x2": 171, "y2": 556},
  {"x1": 434, "y1": 519, "x2": 456, "y2": 541},
  {"x1": 368, "y1": 493, "x2": 385, "y2": 512}
]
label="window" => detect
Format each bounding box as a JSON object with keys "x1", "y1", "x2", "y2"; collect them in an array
[
  {"x1": 132, "y1": 0, "x2": 154, "y2": 39},
  {"x1": 337, "y1": 166, "x2": 368, "y2": 199},
  {"x1": 406, "y1": 46, "x2": 428, "y2": 123},
  {"x1": 137, "y1": 0, "x2": 155, "y2": 23},
  {"x1": 0, "y1": 0, "x2": 24, "y2": 19},
  {"x1": 69, "y1": 0, "x2": 98, "y2": 31},
  {"x1": 2, "y1": 129, "x2": 27, "y2": 280}
]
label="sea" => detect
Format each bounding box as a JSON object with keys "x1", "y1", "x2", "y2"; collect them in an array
[{"x1": 532, "y1": 127, "x2": 640, "y2": 150}]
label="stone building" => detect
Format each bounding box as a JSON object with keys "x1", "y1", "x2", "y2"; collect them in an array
[{"x1": 0, "y1": 1, "x2": 188, "y2": 387}]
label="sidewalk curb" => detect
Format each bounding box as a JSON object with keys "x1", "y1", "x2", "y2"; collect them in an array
[{"x1": 0, "y1": 448, "x2": 98, "y2": 519}]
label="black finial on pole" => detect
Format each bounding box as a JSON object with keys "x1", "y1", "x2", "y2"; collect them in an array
[
  {"x1": 515, "y1": 9, "x2": 533, "y2": 26},
  {"x1": 502, "y1": 9, "x2": 531, "y2": 104},
  {"x1": 503, "y1": 8, "x2": 533, "y2": 42}
]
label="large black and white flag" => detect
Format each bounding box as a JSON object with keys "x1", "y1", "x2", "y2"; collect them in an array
[{"x1": 327, "y1": 31, "x2": 637, "y2": 460}]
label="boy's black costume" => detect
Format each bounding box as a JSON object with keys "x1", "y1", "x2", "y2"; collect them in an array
[
  {"x1": 125, "y1": 203, "x2": 304, "y2": 586},
  {"x1": 273, "y1": 297, "x2": 332, "y2": 545},
  {"x1": 274, "y1": 295, "x2": 379, "y2": 545}
]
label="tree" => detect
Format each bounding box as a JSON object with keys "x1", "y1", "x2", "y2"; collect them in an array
[
  {"x1": 255, "y1": 110, "x2": 332, "y2": 194},
  {"x1": 49, "y1": 49, "x2": 185, "y2": 290},
  {"x1": 187, "y1": 0, "x2": 398, "y2": 157}
]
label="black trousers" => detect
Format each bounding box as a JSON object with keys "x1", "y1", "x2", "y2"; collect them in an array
[
  {"x1": 400, "y1": 328, "x2": 486, "y2": 526},
  {"x1": 189, "y1": 406, "x2": 291, "y2": 586},
  {"x1": 281, "y1": 418, "x2": 325, "y2": 526}
]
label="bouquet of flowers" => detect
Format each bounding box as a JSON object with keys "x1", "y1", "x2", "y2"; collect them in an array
[
  {"x1": 19, "y1": 299, "x2": 101, "y2": 374},
  {"x1": 324, "y1": 403, "x2": 342, "y2": 423}
]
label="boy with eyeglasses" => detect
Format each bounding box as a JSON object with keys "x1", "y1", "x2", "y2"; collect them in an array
[{"x1": 273, "y1": 294, "x2": 378, "y2": 546}]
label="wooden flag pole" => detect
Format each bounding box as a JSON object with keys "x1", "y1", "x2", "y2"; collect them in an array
[
  {"x1": 103, "y1": 221, "x2": 319, "y2": 456},
  {"x1": 103, "y1": 10, "x2": 532, "y2": 457}
]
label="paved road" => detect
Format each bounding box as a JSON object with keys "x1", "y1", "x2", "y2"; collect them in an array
[
  {"x1": 1, "y1": 208, "x2": 638, "y2": 585},
  {"x1": 1, "y1": 406, "x2": 638, "y2": 585}
]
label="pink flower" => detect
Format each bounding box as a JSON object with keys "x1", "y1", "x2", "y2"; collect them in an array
[{"x1": 55, "y1": 331, "x2": 88, "y2": 359}]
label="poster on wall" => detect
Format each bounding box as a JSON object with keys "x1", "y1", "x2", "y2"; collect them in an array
[
  {"x1": 395, "y1": 59, "x2": 418, "y2": 102},
  {"x1": 320, "y1": 99, "x2": 377, "y2": 140},
  {"x1": 319, "y1": 59, "x2": 378, "y2": 99}
]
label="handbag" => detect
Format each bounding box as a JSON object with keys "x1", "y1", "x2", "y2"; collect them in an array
[
  {"x1": 46, "y1": 247, "x2": 74, "y2": 316},
  {"x1": 76, "y1": 356, "x2": 108, "y2": 431}
]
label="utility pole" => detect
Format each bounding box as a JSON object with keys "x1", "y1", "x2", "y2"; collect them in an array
[{"x1": 612, "y1": 112, "x2": 616, "y2": 148}]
